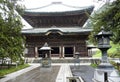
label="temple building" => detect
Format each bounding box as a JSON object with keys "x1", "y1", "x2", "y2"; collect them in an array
[{"x1": 22, "y1": 1, "x2": 94, "y2": 58}]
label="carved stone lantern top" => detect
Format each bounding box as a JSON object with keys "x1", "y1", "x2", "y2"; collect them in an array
[
  {"x1": 95, "y1": 26, "x2": 112, "y2": 49},
  {"x1": 39, "y1": 42, "x2": 52, "y2": 51}
]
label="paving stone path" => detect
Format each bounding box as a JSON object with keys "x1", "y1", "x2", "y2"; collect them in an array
[
  {"x1": 6, "y1": 66, "x2": 60, "y2": 82},
  {"x1": 70, "y1": 65, "x2": 95, "y2": 82}
]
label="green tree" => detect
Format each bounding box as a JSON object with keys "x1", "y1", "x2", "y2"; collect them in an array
[
  {"x1": 0, "y1": 0, "x2": 25, "y2": 64},
  {"x1": 89, "y1": 0, "x2": 120, "y2": 44}
]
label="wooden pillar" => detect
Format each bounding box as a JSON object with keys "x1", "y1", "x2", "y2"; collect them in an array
[
  {"x1": 35, "y1": 47, "x2": 38, "y2": 58},
  {"x1": 88, "y1": 49, "x2": 91, "y2": 56},
  {"x1": 73, "y1": 46, "x2": 76, "y2": 57},
  {"x1": 59, "y1": 46, "x2": 61, "y2": 58},
  {"x1": 49, "y1": 50, "x2": 51, "y2": 58},
  {"x1": 61, "y1": 46, "x2": 64, "y2": 58}
]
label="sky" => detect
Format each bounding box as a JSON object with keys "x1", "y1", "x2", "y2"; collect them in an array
[
  {"x1": 19, "y1": 0, "x2": 112, "y2": 12},
  {"x1": 22, "y1": 0, "x2": 94, "y2": 9},
  {"x1": 19, "y1": 0, "x2": 116, "y2": 11},
  {"x1": 19, "y1": 0, "x2": 107, "y2": 13}
]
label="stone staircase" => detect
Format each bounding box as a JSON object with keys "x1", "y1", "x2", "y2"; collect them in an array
[{"x1": 27, "y1": 57, "x2": 100, "y2": 63}]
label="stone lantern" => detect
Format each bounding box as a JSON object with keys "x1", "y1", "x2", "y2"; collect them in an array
[
  {"x1": 39, "y1": 42, "x2": 52, "y2": 67},
  {"x1": 95, "y1": 27, "x2": 112, "y2": 63},
  {"x1": 93, "y1": 27, "x2": 120, "y2": 82},
  {"x1": 74, "y1": 52, "x2": 80, "y2": 68},
  {"x1": 74, "y1": 52, "x2": 80, "y2": 59}
]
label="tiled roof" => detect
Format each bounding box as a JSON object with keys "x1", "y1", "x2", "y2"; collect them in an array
[
  {"x1": 24, "y1": 5, "x2": 94, "y2": 16},
  {"x1": 21, "y1": 27, "x2": 92, "y2": 35}
]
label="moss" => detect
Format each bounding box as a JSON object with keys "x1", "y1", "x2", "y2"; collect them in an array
[
  {"x1": 90, "y1": 63, "x2": 98, "y2": 68},
  {"x1": 0, "y1": 64, "x2": 29, "y2": 77}
]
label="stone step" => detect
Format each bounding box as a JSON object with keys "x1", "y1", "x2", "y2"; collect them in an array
[{"x1": 31, "y1": 58, "x2": 100, "y2": 63}]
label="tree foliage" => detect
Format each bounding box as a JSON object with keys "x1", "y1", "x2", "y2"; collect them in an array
[
  {"x1": 0, "y1": 0, "x2": 25, "y2": 64},
  {"x1": 89, "y1": 0, "x2": 120, "y2": 44}
]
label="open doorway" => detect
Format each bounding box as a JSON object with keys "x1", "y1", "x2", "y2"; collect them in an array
[
  {"x1": 38, "y1": 47, "x2": 42, "y2": 57},
  {"x1": 51, "y1": 47, "x2": 60, "y2": 57},
  {"x1": 64, "y1": 47, "x2": 74, "y2": 57}
]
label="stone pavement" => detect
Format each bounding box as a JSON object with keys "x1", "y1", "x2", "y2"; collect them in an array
[
  {"x1": 56, "y1": 64, "x2": 73, "y2": 82},
  {"x1": 8, "y1": 66, "x2": 59, "y2": 82},
  {"x1": 0, "y1": 63, "x2": 91, "y2": 82},
  {"x1": 0, "y1": 64, "x2": 40, "y2": 82}
]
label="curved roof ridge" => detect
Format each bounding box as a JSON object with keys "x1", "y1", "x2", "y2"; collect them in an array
[
  {"x1": 62, "y1": 3, "x2": 93, "y2": 9},
  {"x1": 21, "y1": 27, "x2": 92, "y2": 35},
  {"x1": 26, "y1": 3, "x2": 52, "y2": 10},
  {"x1": 26, "y1": 1, "x2": 94, "y2": 11}
]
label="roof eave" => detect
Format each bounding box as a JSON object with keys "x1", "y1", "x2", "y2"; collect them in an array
[{"x1": 24, "y1": 6, "x2": 94, "y2": 16}]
